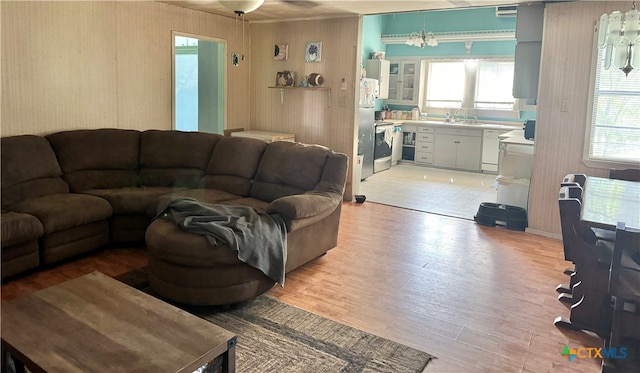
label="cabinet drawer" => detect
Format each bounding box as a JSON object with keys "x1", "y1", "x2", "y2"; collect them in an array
[
  {"x1": 435, "y1": 127, "x2": 482, "y2": 137},
  {"x1": 402, "y1": 124, "x2": 417, "y2": 132},
  {"x1": 415, "y1": 151, "x2": 433, "y2": 164},
  {"x1": 416, "y1": 133, "x2": 434, "y2": 142},
  {"x1": 415, "y1": 142, "x2": 433, "y2": 152},
  {"x1": 417, "y1": 126, "x2": 434, "y2": 133}
]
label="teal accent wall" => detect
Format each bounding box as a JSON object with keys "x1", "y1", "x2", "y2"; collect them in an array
[
  {"x1": 362, "y1": 15, "x2": 386, "y2": 66},
  {"x1": 382, "y1": 7, "x2": 516, "y2": 58},
  {"x1": 361, "y1": 15, "x2": 386, "y2": 110},
  {"x1": 383, "y1": 7, "x2": 515, "y2": 34},
  {"x1": 360, "y1": 6, "x2": 536, "y2": 120}
]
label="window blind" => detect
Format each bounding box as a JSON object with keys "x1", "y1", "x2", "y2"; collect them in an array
[{"x1": 589, "y1": 47, "x2": 640, "y2": 163}]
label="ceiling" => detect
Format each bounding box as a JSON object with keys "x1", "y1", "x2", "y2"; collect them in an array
[{"x1": 162, "y1": 0, "x2": 540, "y2": 22}]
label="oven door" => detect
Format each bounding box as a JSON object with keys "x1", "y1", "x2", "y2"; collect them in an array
[{"x1": 374, "y1": 124, "x2": 393, "y2": 173}]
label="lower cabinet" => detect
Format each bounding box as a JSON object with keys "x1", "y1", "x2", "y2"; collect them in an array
[
  {"x1": 391, "y1": 125, "x2": 403, "y2": 165},
  {"x1": 414, "y1": 127, "x2": 434, "y2": 165},
  {"x1": 433, "y1": 128, "x2": 482, "y2": 171}
]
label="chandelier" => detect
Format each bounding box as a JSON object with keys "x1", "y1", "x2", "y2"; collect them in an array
[
  {"x1": 597, "y1": 1, "x2": 640, "y2": 76},
  {"x1": 405, "y1": 31, "x2": 438, "y2": 48}
]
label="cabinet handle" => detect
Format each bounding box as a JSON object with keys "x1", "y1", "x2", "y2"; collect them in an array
[{"x1": 454, "y1": 141, "x2": 460, "y2": 144}]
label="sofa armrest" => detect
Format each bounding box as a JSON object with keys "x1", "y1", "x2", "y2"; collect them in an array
[{"x1": 268, "y1": 189, "x2": 342, "y2": 220}]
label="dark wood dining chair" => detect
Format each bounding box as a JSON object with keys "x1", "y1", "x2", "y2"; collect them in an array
[
  {"x1": 609, "y1": 168, "x2": 640, "y2": 182},
  {"x1": 561, "y1": 173, "x2": 586, "y2": 187},
  {"x1": 602, "y1": 222, "x2": 640, "y2": 372},
  {"x1": 555, "y1": 187, "x2": 613, "y2": 337},
  {"x1": 556, "y1": 185, "x2": 584, "y2": 297}
]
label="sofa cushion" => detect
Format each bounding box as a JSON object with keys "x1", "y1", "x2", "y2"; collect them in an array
[
  {"x1": 46, "y1": 129, "x2": 141, "y2": 191},
  {"x1": 12, "y1": 194, "x2": 112, "y2": 234},
  {"x1": 150, "y1": 189, "x2": 243, "y2": 217},
  {"x1": 202, "y1": 137, "x2": 267, "y2": 196},
  {"x1": 222, "y1": 197, "x2": 270, "y2": 213},
  {"x1": 1, "y1": 212, "x2": 44, "y2": 248},
  {"x1": 139, "y1": 130, "x2": 222, "y2": 187},
  {"x1": 82, "y1": 187, "x2": 179, "y2": 215},
  {"x1": 250, "y1": 142, "x2": 329, "y2": 202},
  {"x1": 1, "y1": 135, "x2": 69, "y2": 209}
]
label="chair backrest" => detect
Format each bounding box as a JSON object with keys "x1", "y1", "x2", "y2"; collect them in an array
[
  {"x1": 558, "y1": 186, "x2": 598, "y2": 264},
  {"x1": 562, "y1": 173, "x2": 586, "y2": 187},
  {"x1": 608, "y1": 222, "x2": 640, "y2": 297},
  {"x1": 558, "y1": 184, "x2": 583, "y2": 201},
  {"x1": 609, "y1": 168, "x2": 640, "y2": 182}
]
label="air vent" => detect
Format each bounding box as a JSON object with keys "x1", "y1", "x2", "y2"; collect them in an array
[{"x1": 496, "y1": 5, "x2": 518, "y2": 17}]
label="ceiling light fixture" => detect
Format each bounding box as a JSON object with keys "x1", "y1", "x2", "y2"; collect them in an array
[
  {"x1": 218, "y1": 0, "x2": 264, "y2": 14},
  {"x1": 405, "y1": 15, "x2": 438, "y2": 49},
  {"x1": 597, "y1": 0, "x2": 640, "y2": 76},
  {"x1": 219, "y1": 0, "x2": 265, "y2": 62},
  {"x1": 426, "y1": 32, "x2": 438, "y2": 47}
]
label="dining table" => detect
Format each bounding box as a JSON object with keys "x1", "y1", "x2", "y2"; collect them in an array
[{"x1": 580, "y1": 176, "x2": 640, "y2": 231}]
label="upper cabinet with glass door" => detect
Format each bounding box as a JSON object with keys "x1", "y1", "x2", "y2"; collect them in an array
[{"x1": 385, "y1": 60, "x2": 425, "y2": 106}]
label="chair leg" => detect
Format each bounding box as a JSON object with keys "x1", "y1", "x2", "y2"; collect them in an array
[{"x1": 556, "y1": 283, "x2": 572, "y2": 294}]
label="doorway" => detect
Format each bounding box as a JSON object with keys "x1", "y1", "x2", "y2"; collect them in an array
[{"x1": 173, "y1": 32, "x2": 226, "y2": 134}]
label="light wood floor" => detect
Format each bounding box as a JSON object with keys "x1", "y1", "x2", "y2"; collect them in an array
[{"x1": 1, "y1": 202, "x2": 603, "y2": 372}]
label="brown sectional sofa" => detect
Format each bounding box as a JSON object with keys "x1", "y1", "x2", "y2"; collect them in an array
[{"x1": 1, "y1": 129, "x2": 348, "y2": 285}]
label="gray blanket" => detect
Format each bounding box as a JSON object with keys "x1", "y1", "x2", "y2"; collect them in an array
[{"x1": 155, "y1": 198, "x2": 287, "y2": 286}]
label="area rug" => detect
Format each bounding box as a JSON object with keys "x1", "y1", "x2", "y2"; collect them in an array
[{"x1": 115, "y1": 268, "x2": 434, "y2": 372}]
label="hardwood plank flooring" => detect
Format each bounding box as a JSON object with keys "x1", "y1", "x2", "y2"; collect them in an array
[{"x1": 1, "y1": 202, "x2": 604, "y2": 372}]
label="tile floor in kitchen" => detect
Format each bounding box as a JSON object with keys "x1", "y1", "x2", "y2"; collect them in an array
[{"x1": 357, "y1": 163, "x2": 499, "y2": 220}]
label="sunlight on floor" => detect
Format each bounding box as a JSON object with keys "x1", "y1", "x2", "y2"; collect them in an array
[{"x1": 357, "y1": 163, "x2": 498, "y2": 220}]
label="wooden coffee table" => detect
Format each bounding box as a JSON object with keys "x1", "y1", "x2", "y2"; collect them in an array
[{"x1": 1, "y1": 271, "x2": 236, "y2": 372}]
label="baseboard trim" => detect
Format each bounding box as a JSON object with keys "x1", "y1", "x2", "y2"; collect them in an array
[{"x1": 525, "y1": 227, "x2": 561, "y2": 240}]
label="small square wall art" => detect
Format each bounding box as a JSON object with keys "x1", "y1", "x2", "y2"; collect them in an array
[
  {"x1": 305, "y1": 41, "x2": 322, "y2": 62},
  {"x1": 274, "y1": 44, "x2": 288, "y2": 60}
]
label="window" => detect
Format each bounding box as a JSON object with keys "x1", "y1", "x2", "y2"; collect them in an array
[
  {"x1": 475, "y1": 61, "x2": 515, "y2": 110},
  {"x1": 585, "y1": 46, "x2": 640, "y2": 165},
  {"x1": 425, "y1": 62, "x2": 465, "y2": 108},
  {"x1": 423, "y1": 58, "x2": 516, "y2": 115}
]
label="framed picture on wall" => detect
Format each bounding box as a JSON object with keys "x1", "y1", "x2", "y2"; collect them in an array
[
  {"x1": 274, "y1": 44, "x2": 288, "y2": 60},
  {"x1": 276, "y1": 71, "x2": 295, "y2": 87},
  {"x1": 305, "y1": 42, "x2": 322, "y2": 62}
]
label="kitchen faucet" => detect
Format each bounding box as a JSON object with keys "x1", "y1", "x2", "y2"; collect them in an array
[{"x1": 453, "y1": 108, "x2": 466, "y2": 123}]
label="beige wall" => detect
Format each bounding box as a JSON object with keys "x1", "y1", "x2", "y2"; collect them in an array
[
  {"x1": 249, "y1": 18, "x2": 360, "y2": 198},
  {"x1": 1, "y1": 1, "x2": 359, "y2": 199},
  {"x1": 1, "y1": 0, "x2": 251, "y2": 136},
  {"x1": 528, "y1": 1, "x2": 628, "y2": 236}
]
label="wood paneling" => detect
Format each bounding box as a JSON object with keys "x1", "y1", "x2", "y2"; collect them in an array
[
  {"x1": 0, "y1": 1, "x2": 250, "y2": 136},
  {"x1": 1, "y1": 1, "x2": 356, "y2": 199},
  {"x1": 527, "y1": 2, "x2": 621, "y2": 235},
  {"x1": 249, "y1": 18, "x2": 360, "y2": 199},
  {"x1": 0, "y1": 1, "x2": 118, "y2": 135}
]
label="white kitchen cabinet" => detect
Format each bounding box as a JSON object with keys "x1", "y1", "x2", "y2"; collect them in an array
[
  {"x1": 391, "y1": 125, "x2": 403, "y2": 165},
  {"x1": 386, "y1": 60, "x2": 424, "y2": 105},
  {"x1": 434, "y1": 128, "x2": 482, "y2": 171},
  {"x1": 414, "y1": 127, "x2": 434, "y2": 165},
  {"x1": 481, "y1": 129, "x2": 510, "y2": 173},
  {"x1": 366, "y1": 59, "x2": 390, "y2": 99}
]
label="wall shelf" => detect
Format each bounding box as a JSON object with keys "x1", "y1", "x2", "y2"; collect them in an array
[{"x1": 268, "y1": 86, "x2": 331, "y2": 107}]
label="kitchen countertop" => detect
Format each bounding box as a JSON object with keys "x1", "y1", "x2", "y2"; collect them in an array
[
  {"x1": 499, "y1": 129, "x2": 534, "y2": 145},
  {"x1": 400, "y1": 119, "x2": 519, "y2": 131}
]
